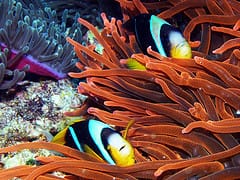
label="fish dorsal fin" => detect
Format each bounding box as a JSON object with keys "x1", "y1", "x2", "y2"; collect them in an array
[
  {"x1": 150, "y1": 15, "x2": 169, "y2": 57},
  {"x1": 123, "y1": 120, "x2": 135, "y2": 139}
]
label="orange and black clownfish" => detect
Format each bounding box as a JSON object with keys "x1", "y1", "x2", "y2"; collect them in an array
[
  {"x1": 123, "y1": 14, "x2": 192, "y2": 59},
  {"x1": 52, "y1": 119, "x2": 135, "y2": 166}
]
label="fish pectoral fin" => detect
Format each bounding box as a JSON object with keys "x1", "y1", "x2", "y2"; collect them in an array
[
  {"x1": 51, "y1": 127, "x2": 68, "y2": 145},
  {"x1": 83, "y1": 144, "x2": 104, "y2": 162},
  {"x1": 125, "y1": 58, "x2": 146, "y2": 70}
]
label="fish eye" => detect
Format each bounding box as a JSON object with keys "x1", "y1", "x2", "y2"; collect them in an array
[{"x1": 119, "y1": 145, "x2": 126, "y2": 151}]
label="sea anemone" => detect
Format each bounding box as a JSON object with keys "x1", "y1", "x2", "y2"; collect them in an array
[
  {"x1": 19, "y1": 0, "x2": 103, "y2": 32},
  {"x1": 0, "y1": 0, "x2": 82, "y2": 90},
  {"x1": 0, "y1": 0, "x2": 240, "y2": 179},
  {"x1": 0, "y1": 48, "x2": 27, "y2": 90}
]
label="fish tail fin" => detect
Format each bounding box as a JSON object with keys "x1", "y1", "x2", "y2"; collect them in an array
[
  {"x1": 52, "y1": 127, "x2": 68, "y2": 145},
  {"x1": 122, "y1": 18, "x2": 135, "y2": 32},
  {"x1": 52, "y1": 118, "x2": 83, "y2": 144}
]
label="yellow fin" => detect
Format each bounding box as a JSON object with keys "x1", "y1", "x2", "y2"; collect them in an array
[
  {"x1": 52, "y1": 118, "x2": 83, "y2": 144},
  {"x1": 51, "y1": 127, "x2": 68, "y2": 145},
  {"x1": 83, "y1": 144, "x2": 104, "y2": 162},
  {"x1": 65, "y1": 116, "x2": 83, "y2": 126},
  {"x1": 123, "y1": 120, "x2": 135, "y2": 139},
  {"x1": 125, "y1": 58, "x2": 146, "y2": 70}
]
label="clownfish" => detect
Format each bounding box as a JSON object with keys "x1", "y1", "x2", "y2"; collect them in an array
[
  {"x1": 123, "y1": 14, "x2": 192, "y2": 59},
  {"x1": 52, "y1": 119, "x2": 135, "y2": 166}
]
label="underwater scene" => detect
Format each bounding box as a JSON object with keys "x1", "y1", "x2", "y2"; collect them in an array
[{"x1": 0, "y1": 0, "x2": 240, "y2": 179}]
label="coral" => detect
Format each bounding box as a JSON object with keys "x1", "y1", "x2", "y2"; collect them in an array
[
  {"x1": 1, "y1": 0, "x2": 240, "y2": 179},
  {"x1": 1, "y1": 149, "x2": 53, "y2": 169},
  {"x1": 0, "y1": 79, "x2": 85, "y2": 148},
  {"x1": 0, "y1": 0, "x2": 82, "y2": 90}
]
